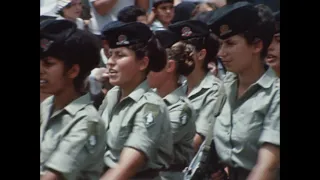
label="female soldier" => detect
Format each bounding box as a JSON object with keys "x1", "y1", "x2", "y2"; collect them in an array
[
  {"x1": 266, "y1": 11, "x2": 280, "y2": 77},
  {"x1": 147, "y1": 30, "x2": 196, "y2": 180},
  {"x1": 97, "y1": 21, "x2": 173, "y2": 180},
  {"x1": 40, "y1": 20, "x2": 105, "y2": 180},
  {"x1": 168, "y1": 20, "x2": 222, "y2": 152},
  {"x1": 208, "y1": 2, "x2": 280, "y2": 180}
]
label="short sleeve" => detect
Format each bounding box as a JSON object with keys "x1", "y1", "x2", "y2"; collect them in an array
[
  {"x1": 169, "y1": 104, "x2": 194, "y2": 143},
  {"x1": 124, "y1": 103, "x2": 166, "y2": 161},
  {"x1": 258, "y1": 90, "x2": 280, "y2": 146},
  {"x1": 44, "y1": 117, "x2": 100, "y2": 178},
  {"x1": 195, "y1": 92, "x2": 219, "y2": 137}
]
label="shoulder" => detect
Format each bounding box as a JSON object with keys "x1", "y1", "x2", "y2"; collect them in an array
[{"x1": 139, "y1": 91, "x2": 168, "y2": 115}]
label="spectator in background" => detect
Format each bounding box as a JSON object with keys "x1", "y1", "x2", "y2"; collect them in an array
[
  {"x1": 117, "y1": 5, "x2": 148, "y2": 24},
  {"x1": 56, "y1": 0, "x2": 86, "y2": 30},
  {"x1": 88, "y1": 0, "x2": 149, "y2": 35},
  {"x1": 171, "y1": 1, "x2": 196, "y2": 24},
  {"x1": 150, "y1": 0, "x2": 175, "y2": 31}
]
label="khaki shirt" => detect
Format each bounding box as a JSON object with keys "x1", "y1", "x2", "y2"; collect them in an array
[
  {"x1": 99, "y1": 80, "x2": 173, "y2": 171},
  {"x1": 182, "y1": 73, "x2": 222, "y2": 137},
  {"x1": 162, "y1": 86, "x2": 196, "y2": 165},
  {"x1": 213, "y1": 68, "x2": 280, "y2": 171},
  {"x1": 40, "y1": 93, "x2": 106, "y2": 180}
]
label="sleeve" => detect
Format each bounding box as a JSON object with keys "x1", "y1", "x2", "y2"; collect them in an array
[
  {"x1": 44, "y1": 117, "x2": 100, "y2": 178},
  {"x1": 169, "y1": 104, "x2": 194, "y2": 143},
  {"x1": 258, "y1": 89, "x2": 280, "y2": 146},
  {"x1": 195, "y1": 91, "x2": 219, "y2": 138},
  {"x1": 124, "y1": 103, "x2": 166, "y2": 161}
]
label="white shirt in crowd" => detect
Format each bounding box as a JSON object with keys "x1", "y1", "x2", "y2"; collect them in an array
[{"x1": 88, "y1": 0, "x2": 135, "y2": 35}]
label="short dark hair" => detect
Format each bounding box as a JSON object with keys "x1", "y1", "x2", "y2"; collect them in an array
[{"x1": 117, "y1": 5, "x2": 146, "y2": 23}]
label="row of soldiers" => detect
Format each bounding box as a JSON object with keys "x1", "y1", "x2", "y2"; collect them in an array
[{"x1": 40, "y1": 1, "x2": 280, "y2": 180}]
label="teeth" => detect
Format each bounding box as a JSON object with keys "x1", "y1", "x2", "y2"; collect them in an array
[{"x1": 40, "y1": 80, "x2": 47, "y2": 83}]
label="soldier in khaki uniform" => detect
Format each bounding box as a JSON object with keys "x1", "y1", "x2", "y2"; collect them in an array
[
  {"x1": 96, "y1": 21, "x2": 173, "y2": 180},
  {"x1": 207, "y1": 2, "x2": 280, "y2": 180},
  {"x1": 168, "y1": 20, "x2": 222, "y2": 152},
  {"x1": 40, "y1": 20, "x2": 105, "y2": 180},
  {"x1": 266, "y1": 11, "x2": 280, "y2": 77},
  {"x1": 147, "y1": 30, "x2": 196, "y2": 180}
]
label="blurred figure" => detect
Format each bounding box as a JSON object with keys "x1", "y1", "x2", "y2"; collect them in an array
[
  {"x1": 117, "y1": 5, "x2": 148, "y2": 24},
  {"x1": 56, "y1": 0, "x2": 85, "y2": 30},
  {"x1": 151, "y1": 0, "x2": 175, "y2": 30},
  {"x1": 192, "y1": 2, "x2": 217, "y2": 17},
  {"x1": 266, "y1": 11, "x2": 280, "y2": 77},
  {"x1": 171, "y1": 1, "x2": 196, "y2": 24},
  {"x1": 88, "y1": 0, "x2": 149, "y2": 35}
]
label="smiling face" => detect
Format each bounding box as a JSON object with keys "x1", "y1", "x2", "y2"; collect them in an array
[
  {"x1": 106, "y1": 47, "x2": 149, "y2": 87},
  {"x1": 217, "y1": 35, "x2": 261, "y2": 73}
]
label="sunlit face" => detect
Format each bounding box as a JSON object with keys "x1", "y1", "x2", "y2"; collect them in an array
[
  {"x1": 154, "y1": 3, "x2": 174, "y2": 25},
  {"x1": 40, "y1": 57, "x2": 74, "y2": 95},
  {"x1": 63, "y1": 0, "x2": 82, "y2": 20},
  {"x1": 266, "y1": 33, "x2": 280, "y2": 73},
  {"x1": 107, "y1": 47, "x2": 148, "y2": 87},
  {"x1": 137, "y1": 15, "x2": 148, "y2": 24},
  {"x1": 217, "y1": 35, "x2": 257, "y2": 73}
]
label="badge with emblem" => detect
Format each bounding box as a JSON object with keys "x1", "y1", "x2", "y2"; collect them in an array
[
  {"x1": 40, "y1": 38, "x2": 53, "y2": 52},
  {"x1": 181, "y1": 26, "x2": 192, "y2": 37},
  {"x1": 180, "y1": 113, "x2": 188, "y2": 125},
  {"x1": 219, "y1": 24, "x2": 232, "y2": 36},
  {"x1": 86, "y1": 121, "x2": 98, "y2": 154},
  {"x1": 145, "y1": 112, "x2": 154, "y2": 127},
  {"x1": 116, "y1": 34, "x2": 130, "y2": 45}
]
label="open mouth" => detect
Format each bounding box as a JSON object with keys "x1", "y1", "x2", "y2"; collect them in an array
[
  {"x1": 40, "y1": 80, "x2": 48, "y2": 86},
  {"x1": 108, "y1": 69, "x2": 117, "y2": 76},
  {"x1": 266, "y1": 54, "x2": 277, "y2": 63}
]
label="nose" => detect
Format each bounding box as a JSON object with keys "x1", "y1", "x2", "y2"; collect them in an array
[
  {"x1": 166, "y1": 8, "x2": 172, "y2": 13},
  {"x1": 106, "y1": 56, "x2": 115, "y2": 68},
  {"x1": 217, "y1": 46, "x2": 226, "y2": 58},
  {"x1": 268, "y1": 40, "x2": 276, "y2": 51}
]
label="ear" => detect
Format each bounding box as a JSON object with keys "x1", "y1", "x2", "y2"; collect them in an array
[
  {"x1": 66, "y1": 64, "x2": 80, "y2": 79},
  {"x1": 138, "y1": 56, "x2": 149, "y2": 71},
  {"x1": 166, "y1": 59, "x2": 176, "y2": 73},
  {"x1": 252, "y1": 38, "x2": 263, "y2": 54},
  {"x1": 197, "y1": 49, "x2": 207, "y2": 61}
]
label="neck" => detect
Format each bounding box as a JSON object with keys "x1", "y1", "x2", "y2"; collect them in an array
[
  {"x1": 157, "y1": 76, "x2": 179, "y2": 98},
  {"x1": 238, "y1": 57, "x2": 266, "y2": 88},
  {"x1": 186, "y1": 67, "x2": 206, "y2": 94},
  {"x1": 121, "y1": 74, "x2": 146, "y2": 99},
  {"x1": 53, "y1": 86, "x2": 81, "y2": 111}
]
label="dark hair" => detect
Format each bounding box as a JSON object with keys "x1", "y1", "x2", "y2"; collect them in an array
[
  {"x1": 56, "y1": 3, "x2": 72, "y2": 17},
  {"x1": 45, "y1": 30, "x2": 101, "y2": 91},
  {"x1": 192, "y1": 11, "x2": 214, "y2": 23},
  {"x1": 127, "y1": 35, "x2": 167, "y2": 73},
  {"x1": 153, "y1": 0, "x2": 174, "y2": 8},
  {"x1": 166, "y1": 41, "x2": 195, "y2": 76},
  {"x1": 117, "y1": 5, "x2": 147, "y2": 23},
  {"x1": 183, "y1": 34, "x2": 220, "y2": 72},
  {"x1": 242, "y1": 4, "x2": 275, "y2": 59}
]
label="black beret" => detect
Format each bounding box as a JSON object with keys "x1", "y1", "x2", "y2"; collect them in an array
[
  {"x1": 273, "y1": 11, "x2": 280, "y2": 33},
  {"x1": 171, "y1": 2, "x2": 196, "y2": 24},
  {"x1": 154, "y1": 30, "x2": 180, "y2": 48},
  {"x1": 101, "y1": 21, "x2": 153, "y2": 49},
  {"x1": 153, "y1": 0, "x2": 174, "y2": 8},
  {"x1": 207, "y1": 2, "x2": 259, "y2": 39},
  {"x1": 40, "y1": 19, "x2": 77, "y2": 58},
  {"x1": 168, "y1": 20, "x2": 209, "y2": 40}
]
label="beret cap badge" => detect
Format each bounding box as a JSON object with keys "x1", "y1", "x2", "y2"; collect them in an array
[
  {"x1": 116, "y1": 34, "x2": 129, "y2": 46},
  {"x1": 219, "y1": 24, "x2": 231, "y2": 36},
  {"x1": 40, "y1": 38, "x2": 53, "y2": 52},
  {"x1": 181, "y1": 26, "x2": 192, "y2": 37}
]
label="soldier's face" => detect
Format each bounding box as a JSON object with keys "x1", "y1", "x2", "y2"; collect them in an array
[
  {"x1": 217, "y1": 35, "x2": 261, "y2": 73},
  {"x1": 107, "y1": 47, "x2": 149, "y2": 87},
  {"x1": 266, "y1": 33, "x2": 280, "y2": 74},
  {"x1": 40, "y1": 57, "x2": 77, "y2": 94}
]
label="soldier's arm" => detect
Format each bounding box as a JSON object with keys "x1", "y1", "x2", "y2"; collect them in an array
[
  {"x1": 100, "y1": 148, "x2": 146, "y2": 180},
  {"x1": 91, "y1": 0, "x2": 118, "y2": 16},
  {"x1": 101, "y1": 103, "x2": 166, "y2": 179},
  {"x1": 247, "y1": 89, "x2": 280, "y2": 180}
]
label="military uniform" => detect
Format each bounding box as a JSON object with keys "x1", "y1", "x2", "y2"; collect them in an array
[
  {"x1": 157, "y1": 86, "x2": 196, "y2": 180},
  {"x1": 182, "y1": 73, "x2": 222, "y2": 138},
  {"x1": 40, "y1": 93, "x2": 106, "y2": 180},
  {"x1": 213, "y1": 68, "x2": 280, "y2": 179},
  {"x1": 99, "y1": 81, "x2": 173, "y2": 179}
]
